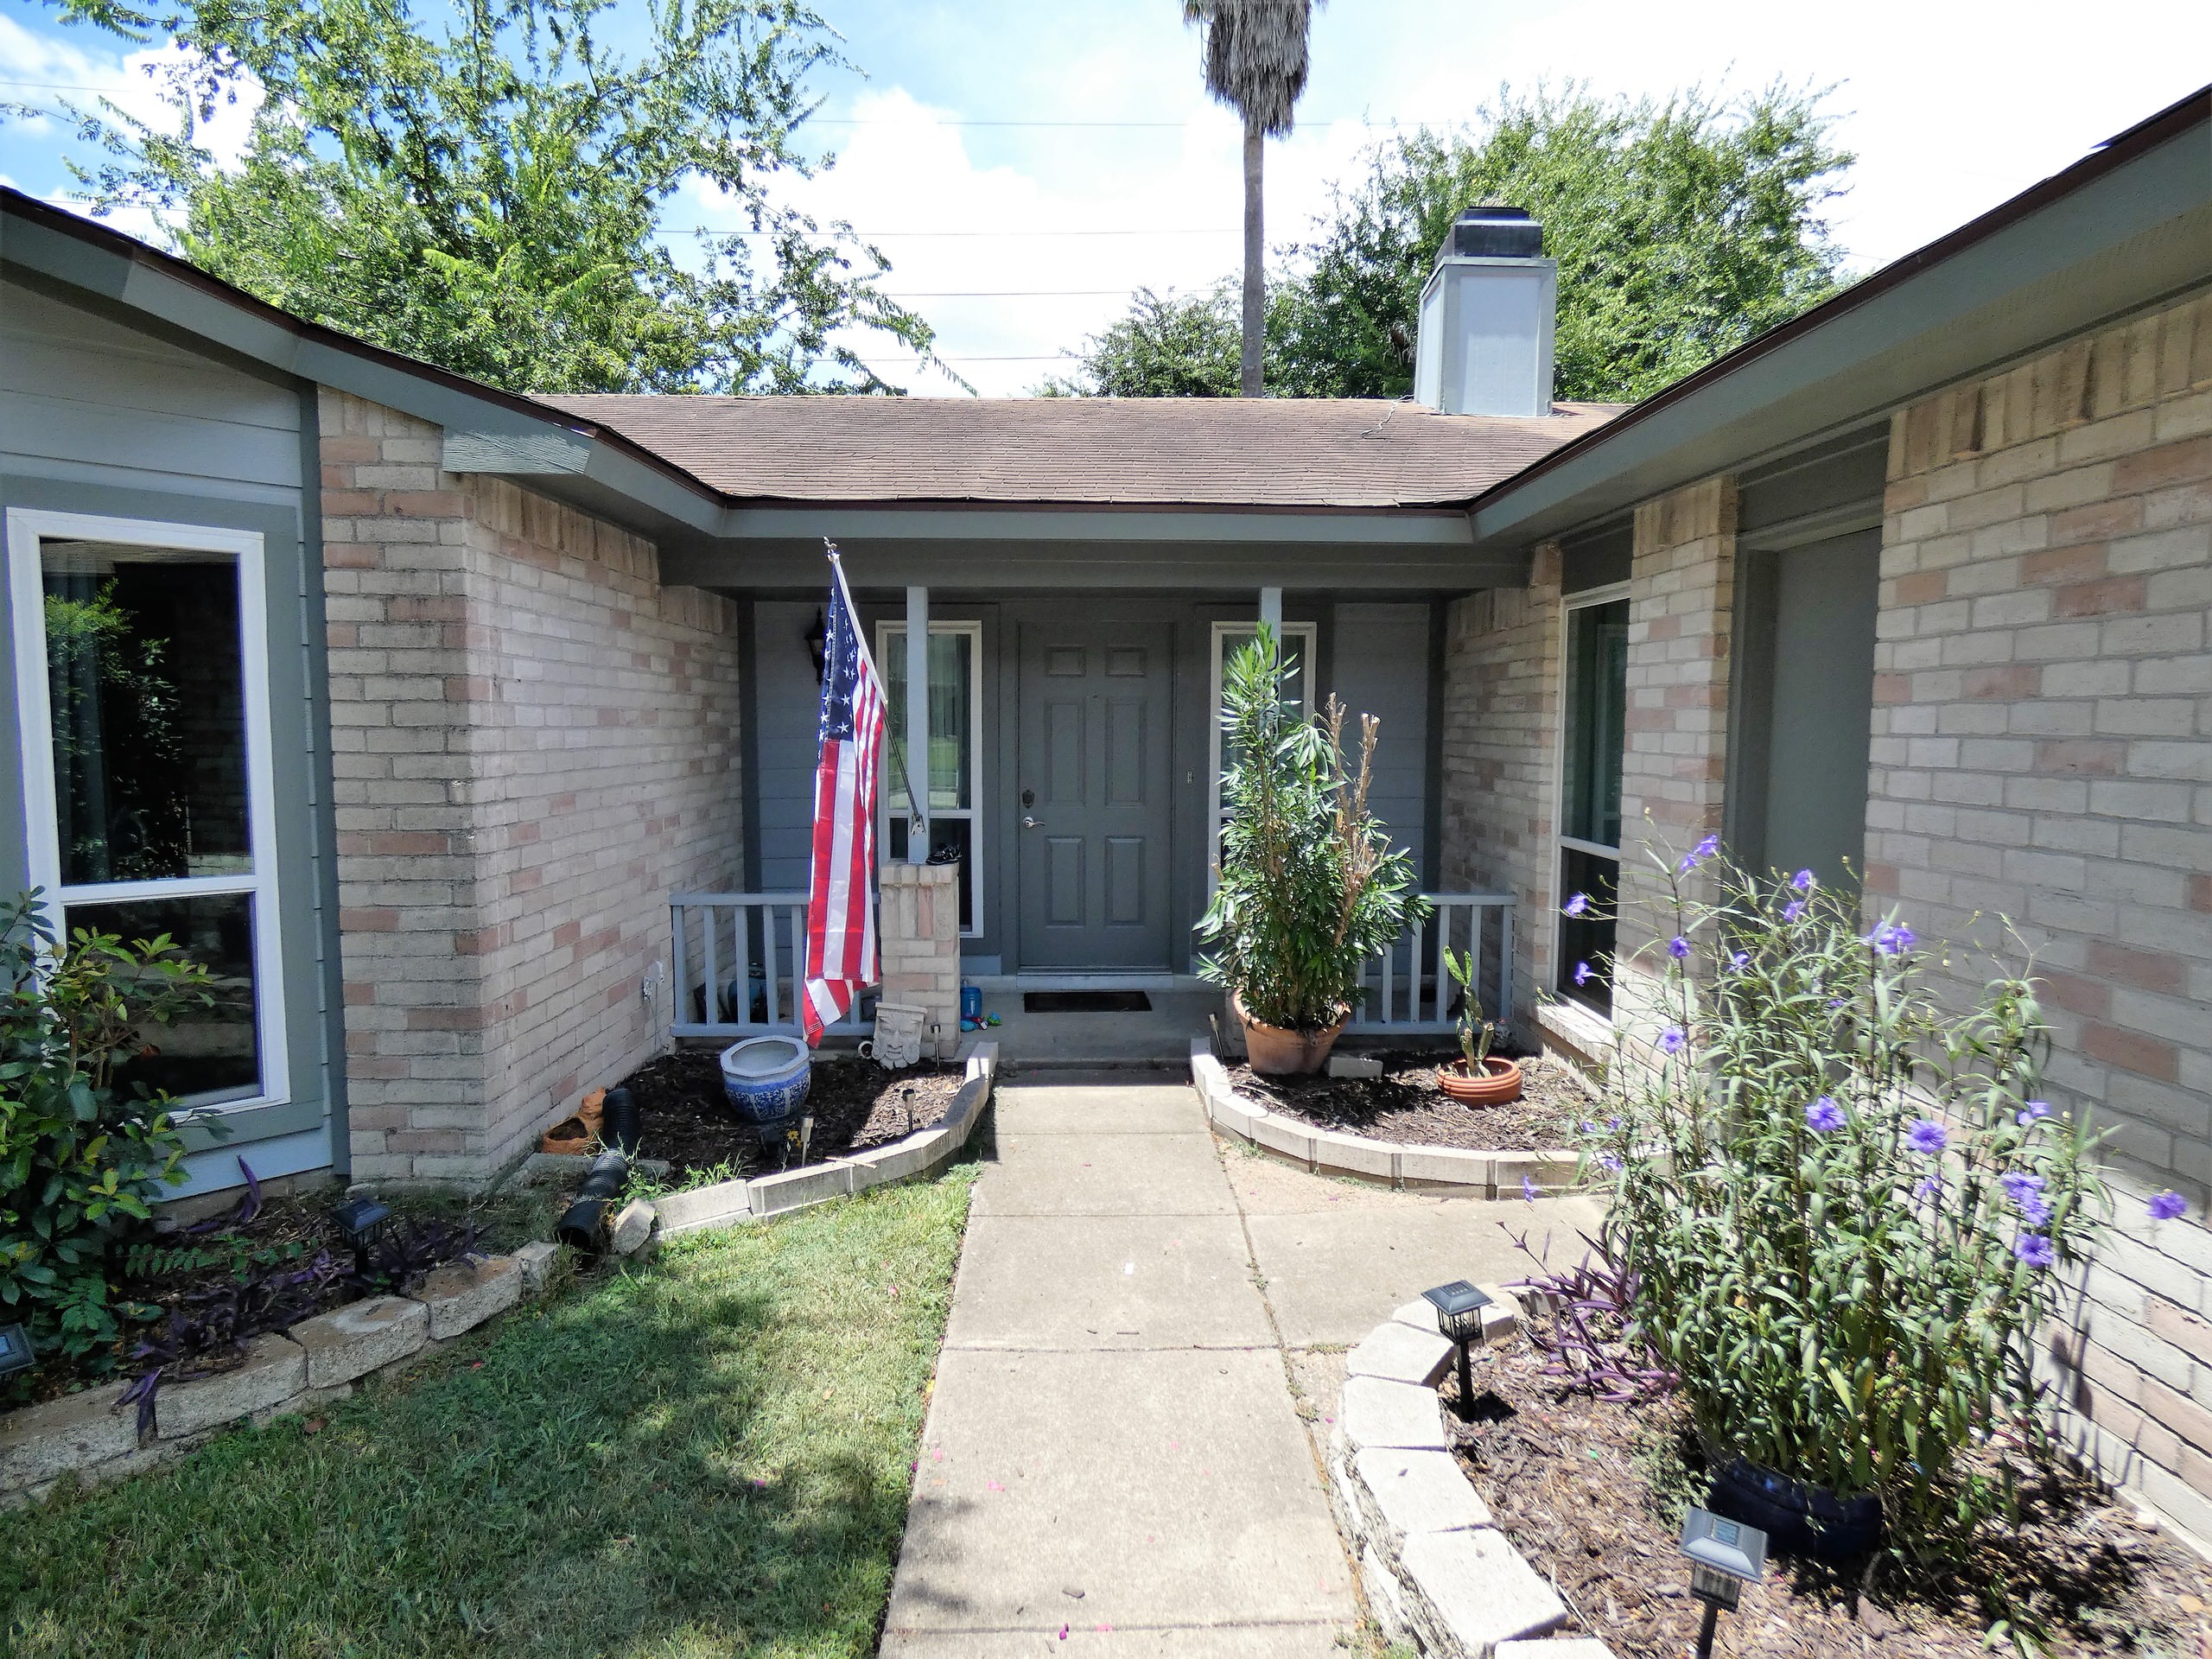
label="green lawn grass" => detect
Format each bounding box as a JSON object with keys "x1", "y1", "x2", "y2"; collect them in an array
[{"x1": 2, "y1": 1167, "x2": 977, "y2": 1659}]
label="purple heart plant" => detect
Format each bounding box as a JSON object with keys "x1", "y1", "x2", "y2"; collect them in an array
[{"x1": 1573, "y1": 835, "x2": 2111, "y2": 1560}]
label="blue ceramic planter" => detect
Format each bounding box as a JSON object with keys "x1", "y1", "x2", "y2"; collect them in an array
[{"x1": 720, "y1": 1034, "x2": 812, "y2": 1125}]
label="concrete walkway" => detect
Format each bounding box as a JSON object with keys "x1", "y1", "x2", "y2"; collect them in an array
[{"x1": 879, "y1": 1071, "x2": 1602, "y2": 1656}]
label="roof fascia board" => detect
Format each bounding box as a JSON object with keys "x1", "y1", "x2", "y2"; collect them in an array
[
  {"x1": 1469, "y1": 114, "x2": 2211, "y2": 550},
  {"x1": 721, "y1": 504, "x2": 1473, "y2": 546}
]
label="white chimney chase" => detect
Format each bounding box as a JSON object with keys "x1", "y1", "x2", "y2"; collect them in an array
[{"x1": 1412, "y1": 205, "x2": 1557, "y2": 417}]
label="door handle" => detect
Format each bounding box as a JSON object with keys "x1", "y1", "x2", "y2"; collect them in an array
[{"x1": 1021, "y1": 816, "x2": 1044, "y2": 829}]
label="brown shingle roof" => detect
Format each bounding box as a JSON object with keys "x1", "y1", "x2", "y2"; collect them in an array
[{"x1": 542, "y1": 395, "x2": 1620, "y2": 509}]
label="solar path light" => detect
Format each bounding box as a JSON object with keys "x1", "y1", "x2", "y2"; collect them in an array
[
  {"x1": 1680, "y1": 1505, "x2": 1767, "y2": 1657},
  {"x1": 1421, "y1": 1279, "x2": 1494, "y2": 1418},
  {"x1": 0, "y1": 1322, "x2": 34, "y2": 1379},
  {"x1": 331, "y1": 1195, "x2": 393, "y2": 1277}
]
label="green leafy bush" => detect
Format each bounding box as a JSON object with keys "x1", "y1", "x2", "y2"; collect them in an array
[
  {"x1": 1195, "y1": 629, "x2": 1427, "y2": 1031},
  {"x1": 0, "y1": 892, "x2": 212, "y2": 1368},
  {"x1": 1575, "y1": 843, "x2": 2107, "y2": 1557}
]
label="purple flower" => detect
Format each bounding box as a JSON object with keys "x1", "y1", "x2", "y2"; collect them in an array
[
  {"x1": 1669, "y1": 935, "x2": 1691, "y2": 961},
  {"x1": 1783, "y1": 899, "x2": 1805, "y2": 923},
  {"x1": 1580, "y1": 1120, "x2": 1598, "y2": 1136},
  {"x1": 1866, "y1": 920, "x2": 1917, "y2": 957},
  {"x1": 1805, "y1": 1096, "x2": 1847, "y2": 1133},
  {"x1": 1657, "y1": 1027, "x2": 1688, "y2": 1057},
  {"x1": 1678, "y1": 835, "x2": 1721, "y2": 874},
  {"x1": 1521, "y1": 1174, "x2": 1539, "y2": 1202},
  {"x1": 1729, "y1": 950, "x2": 1750, "y2": 971},
  {"x1": 1915, "y1": 1175, "x2": 1942, "y2": 1200},
  {"x1": 1907, "y1": 1118, "x2": 1948, "y2": 1155},
  {"x1": 2149, "y1": 1192, "x2": 2189, "y2": 1222},
  {"x1": 1600, "y1": 1154, "x2": 1624, "y2": 1173},
  {"x1": 1563, "y1": 893, "x2": 1589, "y2": 918},
  {"x1": 1608, "y1": 1116, "x2": 1622, "y2": 1131},
  {"x1": 1792, "y1": 868, "x2": 1816, "y2": 893},
  {"x1": 2000, "y1": 1171, "x2": 2044, "y2": 1204},
  {"x1": 2013, "y1": 1233, "x2": 2057, "y2": 1270},
  {"x1": 2017, "y1": 1100, "x2": 2051, "y2": 1127},
  {"x1": 2019, "y1": 1192, "x2": 2054, "y2": 1228},
  {"x1": 1573, "y1": 961, "x2": 1594, "y2": 987}
]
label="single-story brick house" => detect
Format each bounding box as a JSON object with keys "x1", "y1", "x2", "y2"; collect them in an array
[{"x1": 1, "y1": 85, "x2": 2206, "y2": 1535}]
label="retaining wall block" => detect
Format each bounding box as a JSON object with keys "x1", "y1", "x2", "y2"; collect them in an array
[
  {"x1": 1338, "y1": 1374, "x2": 1449, "y2": 1452},
  {"x1": 1352, "y1": 1446, "x2": 1492, "y2": 1545},
  {"x1": 654, "y1": 1179, "x2": 755, "y2": 1237},
  {"x1": 1347, "y1": 1319, "x2": 1456, "y2": 1388},
  {"x1": 1495, "y1": 1640, "x2": 1623, "y2": 1658},
  {"x1": 0, "y1": 1384, "x2": 137, "y2": 1491},
  {"x1": 1313, "y1": 1128, "x2": 1396, "y2": 1182},
  {"x1": 289, "y1": 1294, "x2": 429, "y2": 1389},
  {"x1": 1249, "y1": 1109, "x2": 1318, "y2": 1167},
  {"x1": 416, "y1": 1254, "x2": 523, "y2": 1339},
  {"x1": 1402, "y1": 1528, "x2": 1570, "y2": 1653},
  {"x1": 1398, "y1": 1144, "x2": 1494, "y2": 1190},
  {"x1": 749, "y1": 1160, "x2": 858, "y2": 1217},
  {"x1": 515, "y1": 1239, "x2": 561, "y2": 1296},
  {"x1": 157, "y1": 1332, "x2": 308, "y2": 1440}
]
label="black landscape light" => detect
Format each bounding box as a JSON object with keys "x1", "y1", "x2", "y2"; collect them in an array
[
  {"x1": 331, "y1": 1195, "x2": 393, "y2": 1275},
  {"x1": 1421, "y1": 1280, "x2": 1494, "y2": 1418},
  {"x1": 1680, "y1": 1505, "x2": 1767, "y2": 1657},
  {"x1": 0, "y1": 1321, "x2": 35, "y2": 1379}
]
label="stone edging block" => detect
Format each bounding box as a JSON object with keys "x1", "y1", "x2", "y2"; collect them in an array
[
  {"x1": 1330, "y1": 1305, "x2": 1607, "y2": 1659},
  {"x1": 3, "y1": 1243, "x2": 565, "y2": 1509},
  {"x1": 657, "y1": 1041, "x2": 998, "y2": 1241},
  {"x1": 1189, "y1": 1038, "x2": 1581, "y2": 1199}
]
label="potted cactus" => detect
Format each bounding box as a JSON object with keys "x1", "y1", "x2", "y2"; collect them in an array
[{"x1": 1436, "y1": 945, "x2": 1522, "y2": 1103}]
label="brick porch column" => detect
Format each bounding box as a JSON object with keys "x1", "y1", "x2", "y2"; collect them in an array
[{"x1": 878, "y1": 861, "x2": 961, "y2": 1059}]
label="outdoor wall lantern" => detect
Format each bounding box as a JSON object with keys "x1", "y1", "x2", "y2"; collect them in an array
[
  {"x1": 1679, "y1": 1505, "x2": 1767, "y2": 1657},
  {"x1": 1421, "y1": 1279, "x2": 1493, "y2": 1417},
  {"x1": 332, "y1": 1196, "x2": 394, "y2": 1276},
  {"x1": 804, "y1": 608, "x2": 827, "y2": 682},
  {"x1": 0, "y1": 1322, "x2": 35, "y2": 1379}
]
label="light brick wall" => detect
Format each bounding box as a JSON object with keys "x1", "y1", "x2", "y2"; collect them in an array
[
  {"x1": 1870, "y1": 288, "x2": 2212, "y2": 1542},
  {"x1": 1439, "y1": 542, "x2": 1563, "y2": 1024},
  {"x1": 320, "y1": 391, "x2": 742, "y2": 1183},
  {"x1": 879, "y1": 861, "x2": 960, "y2": 1060},
  {"x1": 1614, "y1": 477, "x2": 1738, "y2": 995}
]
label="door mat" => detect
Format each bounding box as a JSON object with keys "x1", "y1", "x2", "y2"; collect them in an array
[{"x1": 1022, "y1": 990, "x2": 1154, "y2": 1014}]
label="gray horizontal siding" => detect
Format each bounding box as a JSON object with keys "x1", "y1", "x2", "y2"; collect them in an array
[
  {"x1": 2, "y1": 277, "x2": 301, "y2": 492},
  {"x1": 753, "y1": 601, "x2": 822, "y2": 893},
  {"x1": 1329, "y1": 602, "x2": 1432, "y2": 882}
]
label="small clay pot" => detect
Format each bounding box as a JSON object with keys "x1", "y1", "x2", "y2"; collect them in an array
[
  {"x1": 1235, "y1": 994, "x2": 1347, "y2": 1076},
  {"x1": 1437, "y1": 1055, "x2": 1523, "y2": 1105}
]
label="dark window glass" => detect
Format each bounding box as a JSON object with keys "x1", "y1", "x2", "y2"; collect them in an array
[
  {"x1": 1560, "y1": 600, "x2": 1629, "y2": 849},
  {"x1": 42, "y1": 543, "x2": 250, "y2": 886},
  {"x1": 1556, "y1": 848, "x2": 1619, "y2": 1016},
  {"x1": 885, "y1": 629, "x2": 972, "y2": 810},
  {"x1": 64, "y1": 892, "x2": 261, "y2": 1104},
  {"x1": 887, "y1": 817, "x2": 974, "y2": 932}
]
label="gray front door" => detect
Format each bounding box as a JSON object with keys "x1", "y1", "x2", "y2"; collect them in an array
[{"x1": 1016, "y1": 609, "x2": 1174, "y2": 969}]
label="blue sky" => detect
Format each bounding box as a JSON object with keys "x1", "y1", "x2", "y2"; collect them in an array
[{"x1": 4, "y1": 0, "x2": 2208, "y2": 395}]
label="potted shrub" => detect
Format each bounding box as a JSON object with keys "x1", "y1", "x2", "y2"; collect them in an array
[
  {"x1": 1574, "y1": 842, "x2": 2109, "y2": 1566},
  {"x1": 1436, "y1": 945, "x2": 1522, "y2": 1103},
  {"x1": 1195, "y1": 629, "x2": 1426, "y2": 1074}
]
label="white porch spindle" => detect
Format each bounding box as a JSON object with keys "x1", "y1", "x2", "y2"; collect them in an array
[{"x1": 906, "y1": 584, "x2": 929, "y2": 863}]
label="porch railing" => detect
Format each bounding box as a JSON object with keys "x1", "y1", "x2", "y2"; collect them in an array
[
  {"x1": 1342, "y1": 892, "x2": 1516, "y2": 1035},
  {"x1": 670, "y1": 891, "x2": 870, "y2": 1040}
]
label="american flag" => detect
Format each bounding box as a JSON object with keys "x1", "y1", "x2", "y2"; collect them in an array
[{"x1": 801, "y1": 549, "x2": 885, "y2": 1044}]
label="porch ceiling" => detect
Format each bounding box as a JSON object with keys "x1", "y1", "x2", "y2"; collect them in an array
[{"x1": 662, "y1": 504, "x2": 1525, "y2": 594}]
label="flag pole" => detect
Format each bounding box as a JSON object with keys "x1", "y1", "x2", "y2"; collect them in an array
[{"x1": 826, "y1": 538, "x2": 926, "y2": 826}]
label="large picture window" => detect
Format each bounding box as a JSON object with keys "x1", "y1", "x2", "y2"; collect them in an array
[
  {"x1": 1207, "y1": 620, "x2": 1317, "y2": 887},
  {"x1": 1555, "y1": 590, "x2": 1629, "y2": 1015},
  {"x1": 7, "y1": 510, "x2": 287, "y2": 1109},
  {"x1": 878, "y1": 619, "x2": 982, "y2": 936}
]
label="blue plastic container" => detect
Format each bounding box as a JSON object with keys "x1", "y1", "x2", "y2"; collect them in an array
[
  {"x1": 961, "y1": 984, "x2": 983, "y2": 1022},
  {"x1": 719, "y1": 1033, "x2": 812, "y2": 1126}
]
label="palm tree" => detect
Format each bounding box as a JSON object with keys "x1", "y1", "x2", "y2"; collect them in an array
[{"x1": 1184, "y1": 0, "x2": 1317, "y2": 397}]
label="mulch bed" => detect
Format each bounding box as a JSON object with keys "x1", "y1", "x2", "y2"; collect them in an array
[
  {"x1": 1226, "y1": 1046, "x2": 1593, "y2": 1149},
  {"x1": 615, "y1": 1050, "x2": 967, "y2": 1181},
  {"x1": 1441, "y1": 1328, "x2": 2212, "y2": 1656}
]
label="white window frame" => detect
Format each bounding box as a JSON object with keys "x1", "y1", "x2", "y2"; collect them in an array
[
  {"x1": 1206, "y1": 619, "x2": 1319, "y2": 888},
  {"x1": 875, "y1": 617, "x2": 984, "y2": 938},
  {"x1": 1549, "y1": 581, "x2": 1632, "y2": 1015},
  {"x1": 6, "y1": 507, "x2": 289, "y2": 1115}
]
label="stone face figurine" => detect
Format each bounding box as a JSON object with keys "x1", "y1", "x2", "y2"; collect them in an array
[{"x1": 861, "y1": 1001, "x2": 927, "y2": 1070}]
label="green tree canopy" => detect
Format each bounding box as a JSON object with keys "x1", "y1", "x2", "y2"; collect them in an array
[
  {"x1": 1046, "y1": 84, "x2": 1853, "y2": 404},
  {"x1": 41, "y1": 0, "x2": 940, "y2": 394}
]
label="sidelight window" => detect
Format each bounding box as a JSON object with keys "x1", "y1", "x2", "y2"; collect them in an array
[
  {"x1": 1555, "y1": 590, "x2": 1629, "y2": 1015},
  {"x1": 879, "y1": 620, "x2": 982, "y2": 935}
]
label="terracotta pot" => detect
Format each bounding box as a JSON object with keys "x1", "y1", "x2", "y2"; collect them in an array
[
  {"x1": 1235, "y1": 994, "x2": 1347, "y2": 1075},
  {"x1": 1437, "y1": 1055, "x2": 1523, "y2": 1105}
]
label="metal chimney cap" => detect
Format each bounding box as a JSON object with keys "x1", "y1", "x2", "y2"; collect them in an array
[{"x1": 1443, "y1": 203, "x2": 1544, "y2": 263}]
